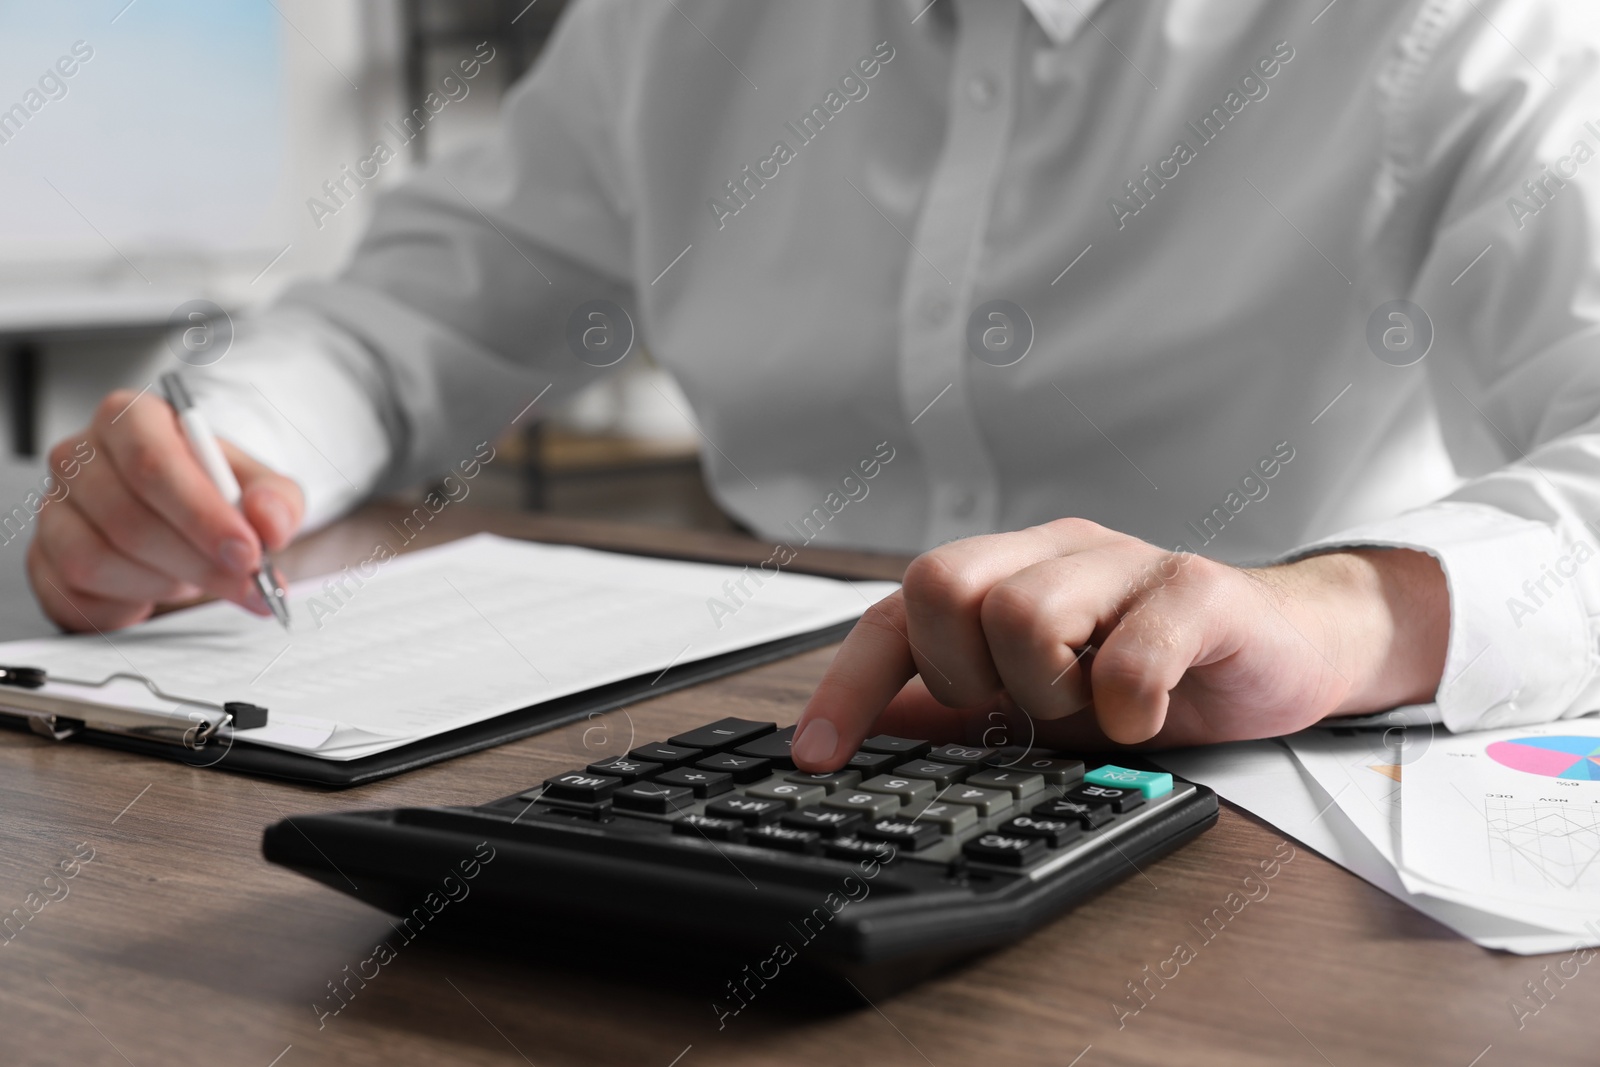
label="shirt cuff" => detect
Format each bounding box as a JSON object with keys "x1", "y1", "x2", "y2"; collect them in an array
[
  {"x1": 1288, "y1": 501, "x2": 1598, "y2": 733},
  {"x1": 181, "y1": 319, "x2": 392, "y2": 533}
]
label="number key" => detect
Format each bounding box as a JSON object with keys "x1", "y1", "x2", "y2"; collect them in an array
[
  {"x1": 821, "y1": 791, "x2": 900, "y2": 820},
  {"x1": 857, "y1": 775, "x2": 936, "y2": 806},
  {"x1": 745, "y1": 781, "x2": 827, "y2": 809},
  {"x1": 940, "y1": 784, "x2": 1013, "y2": 817},
  {"x1": 965, "y1": 768, "x2": 1045, "y2": 799}
]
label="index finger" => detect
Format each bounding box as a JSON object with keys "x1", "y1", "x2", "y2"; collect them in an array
[
  {"x1": 93, "y1": 389, "x2": 262, "y2": 577},
  {"x1": 792, "y1": 591, "x2": 919, "y2": 772}
]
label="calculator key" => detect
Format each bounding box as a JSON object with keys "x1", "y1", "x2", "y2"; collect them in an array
[
  {"x1": 705, "y1": 795, "x2": 786, "y2": 826},
  {"x1": 694, "y1": 753, "x2": 771, "y2": 783},
  {"x1": 781, "y1": 807, "x2": 863, "y2": 838},
  {"x1": 744, "y1": 781, "x2": 828, "y2": 809},
  {"x1": 846, "y1": 750, "x2": 900, "y2": 773},
  {"x1": 988, "y1": 752, "x2": 1085, "y2": 786},
  {"x1": 892, "y1": 760, "x2": 969, "y2": 788},
  {"x1": 1084, "y1": 765, "x2": 1173, "y2": 799},
  {"x1": 963, "y1": 832, "x2": 1047, "y2": 867},
  {"x1": 857, "y1": 775, "x2": 936, "y2": 806},
  {"x1": 858, "y1": 818, "x2": 942, "y2": 851},
  {"x1": 904, "y1": 801, "x2": 978, "y2": 834},
  {"x1": 628, "y1": 743, "x2": 702, "y2": 767},
  {"x1": 542, "y1": 771, "x2": 623, "y2": 802},
  {"x1": 673, "y1": 813, "x2": 745, "y2": 842},
  {"x1": 1031, "y1": 796, "x2": 1115, "y2": 828},
  {"x1": 733, "y1": 726, "x2": 797, "y2": 767},
  {"x1": 940, "y1": 784, "x2": 1013, "y2": 817},
  {"x1": 655, "y1": 767, "x2": 734, "y2": 799},
  {"x1": 783, "y1": 769, "x2": 861, "y2": 793},
  {"x1": 746, "y1": 825, "x2": 823, "y2": 854},
  {"x1": 1064, "y1": 783, "x2": 1145, "y2": 814},
  {"x1": 858, "y1": 735, "x2": 932, "y2": 758},
  {"x1": 669, "y1": 718, "x2": 776, "y2": 751},
  {"x1": 585, "y1": 757, "x2": 660, "y2": 782},
  {"x1": 965, "y1": 768, "x2": 1046, "y2": 799},
  {"x1": 821, "y1": 791, "x2": 901, "y2": 820},
  {"x1": 1000, "y1": 815, "x2": 1083, "y2": 848},
  {"x1": 822, "y1": 837, "x2": 898, "y2": 863},
  {"x1": 927, "y1": 744, "x2": 997, "y2": 765},
  {"x1": 612, "y1": 782, "x2": 694, "y2": 814}
]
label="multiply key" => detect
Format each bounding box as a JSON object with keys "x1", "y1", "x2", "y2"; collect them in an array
[
  {"x1": 695, "y1": 753, "x2": 771, "y2": 783},
  {"x1": 963, "y1": 832, "x2": 1047, "y2": 868},
  {"x1": 669, "y1": 718, "x2": 776, "y2": 750},
  {"x1": 541, "y1": 771, "x2": 622, "y2": 802},
  {"x1": 1031, "y1": 796, "x2": 1114, "y2": 828}
]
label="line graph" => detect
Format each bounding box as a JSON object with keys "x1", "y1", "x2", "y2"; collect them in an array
[{"x1": 1484, "y1": 798, "x2": 1600, "y2": 892}]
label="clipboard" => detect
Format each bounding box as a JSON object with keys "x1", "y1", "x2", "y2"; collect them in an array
[{"x1": 0, "y1": 619, "x2": 855, "y2": 788}]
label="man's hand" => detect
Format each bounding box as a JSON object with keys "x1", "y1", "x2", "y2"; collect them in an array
[
  {"x1": 791, "y1": 518, "x2": 1449, "y2": 770},
  {"x1": 27, "y1": 388, "x2": 304, "y2": 632}
]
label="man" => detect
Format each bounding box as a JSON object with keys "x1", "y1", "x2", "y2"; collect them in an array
[{"x1": 28, "y1": 0, "x2": 1600, "y2": 773}]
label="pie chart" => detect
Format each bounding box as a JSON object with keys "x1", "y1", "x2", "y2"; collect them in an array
[{"x1": 1486, "y1": 736, "x2": 1600, "y2": 780}]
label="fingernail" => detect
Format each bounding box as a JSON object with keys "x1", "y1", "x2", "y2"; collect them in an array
[
  {"x1": 219, "y1": 537, "x2": 255, "y2": 575},
  {"x1": 256, "y1": 495, "x2": 291, "y2": 544},
  {"x1": 243, "y1": 585, "x2": 270, "y2": 615},
  {"x1": 792, "y1": 718, "x2": 838, "y2": 767}
]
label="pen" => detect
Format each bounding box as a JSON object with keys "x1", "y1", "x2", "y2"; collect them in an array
[{"x1": 158, "y1": 372, "x2": 291, "y2": 629}]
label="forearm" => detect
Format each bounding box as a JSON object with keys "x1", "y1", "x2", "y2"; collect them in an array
[{"x1": 1270, "y1": 548, "x2": 1450, "y2": 719}]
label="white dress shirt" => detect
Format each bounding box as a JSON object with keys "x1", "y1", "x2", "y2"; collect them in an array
[{"x1": 192, "y1": 0, "x2": 1600, "y2": 734}]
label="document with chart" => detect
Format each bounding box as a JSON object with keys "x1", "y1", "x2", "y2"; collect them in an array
[{"x1": 1400, "y1": 720, "x2": 1600, "y2": 926}]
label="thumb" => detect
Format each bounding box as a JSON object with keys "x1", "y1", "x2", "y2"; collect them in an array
[{"x1": 222, "y1": 440, "x2": 305, "y2": 552}]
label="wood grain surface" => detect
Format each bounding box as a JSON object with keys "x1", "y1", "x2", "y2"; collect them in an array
[{"x1": 0, "y1": 504, "x2": 1589, "y2": 1066}]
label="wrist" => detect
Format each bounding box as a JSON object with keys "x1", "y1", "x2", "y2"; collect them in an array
[{"x1": 1284, "y1": 548, "x2": 1450, "y2": 718}]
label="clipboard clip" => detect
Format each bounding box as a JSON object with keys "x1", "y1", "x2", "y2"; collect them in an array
[{"x1": 0, "y1": 665, "x2": 268, "y2": 748}]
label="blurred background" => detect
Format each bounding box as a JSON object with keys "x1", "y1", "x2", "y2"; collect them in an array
[{"x1": 0, "y1": 0, "x2": 733, "y2": 638}]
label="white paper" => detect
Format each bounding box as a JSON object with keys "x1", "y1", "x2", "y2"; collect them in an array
[
  {"x1": 1283, "y1": 729, "x2": 1600, "y2": 937},
  {"x1": 1154, "y1": 740, "x2": 1581, "y2": 953},
  {"x1": 0, "y1": 534, "x2": 898, "y2": 760},
  {"x1": 1401, "y1": 717, "x2": 1600, "y2": 925}
]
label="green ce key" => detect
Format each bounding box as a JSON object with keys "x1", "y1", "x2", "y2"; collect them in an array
[{"x1": 1082, "y1": 764, "x2": 1173, "y2": 799}]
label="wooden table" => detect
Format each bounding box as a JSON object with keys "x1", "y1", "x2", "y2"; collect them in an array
[{"x1": 0, "y1": 504, "x2": 1590, "y2": 1066}]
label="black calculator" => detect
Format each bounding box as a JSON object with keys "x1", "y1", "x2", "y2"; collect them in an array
[{"x1": 264, "y1": 717, "x2": 1217, "y2": 997}]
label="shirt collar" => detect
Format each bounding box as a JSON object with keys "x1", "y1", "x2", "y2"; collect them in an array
[{"x1": 900, "y1": 0, "x2": 1112, "y2": 46}]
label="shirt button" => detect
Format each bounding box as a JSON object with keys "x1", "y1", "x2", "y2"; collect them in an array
[
  {"x1": 952, "y1": 491, "x2": 977, "y2": 518},
  {"x1": 966, "y1": 73, "x2": 998, "y2": 110},
  {"x1": 920, "y1": 294, "x2": 951, "y2": 326}
]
